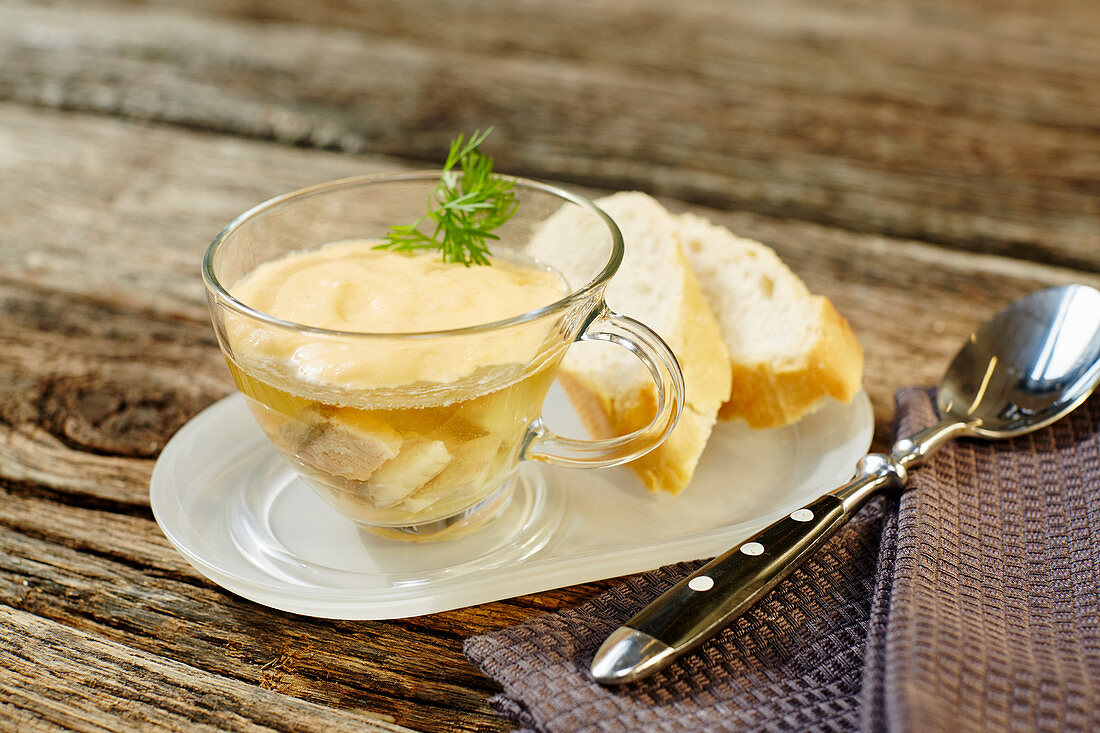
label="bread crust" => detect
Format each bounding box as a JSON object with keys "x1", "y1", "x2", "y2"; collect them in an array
[
  {"x1": 718, "y1": 297, "x2": 863, "y2": 428},
  {"x1": 559, "y1": 253, "x2": 730, "y2": 494}
]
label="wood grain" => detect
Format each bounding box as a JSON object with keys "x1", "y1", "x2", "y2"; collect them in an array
[
  {"x1": 2, "y1": 6, "x2": 1099, "y2": 724},
  {"x1": 0, "y1": 477, "x2": 612, "y2": 731},
  {"x1": 0, "y1": 511, "x2": 509, "y2": 732},
  {"x1": 0, "y1": 106, "x2": 627, "y2": 730},
  {"x1": 0, "y1": 605, "x2": 415, "y2": 732},
  {"x1": 3, "y1": 0, "x2": 1098, "y2": 270},
  {"x1": 4, "y1": 103, "x2": 1096, "y2": 453}
]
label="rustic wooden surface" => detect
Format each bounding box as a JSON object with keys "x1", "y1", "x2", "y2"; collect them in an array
[{"x1": 2, "y1": 1, "x2": 1098, "y2": 730}]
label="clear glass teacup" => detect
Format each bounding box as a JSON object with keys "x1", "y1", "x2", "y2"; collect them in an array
[{"x1": 203, "y1": 172, "x2": 684, "y2": 541}]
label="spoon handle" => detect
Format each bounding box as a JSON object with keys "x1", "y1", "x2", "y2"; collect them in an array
[{"x1": 589, "y1": 453, "x2": 908, "y2": 685}]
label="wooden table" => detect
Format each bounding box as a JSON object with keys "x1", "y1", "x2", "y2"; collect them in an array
[{"x1": 2, "y1": 1, "x2": 1098, "y2": 730}]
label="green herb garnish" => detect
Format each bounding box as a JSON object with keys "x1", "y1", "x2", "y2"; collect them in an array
[{"x1": 377, "y1": 128, "x2": 517, "y2": 266}]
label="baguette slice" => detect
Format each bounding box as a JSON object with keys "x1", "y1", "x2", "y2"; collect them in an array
[
  {"x1": 676, "y1": 212, "x2": 864, "y2": 429},
  {"x1": 529, "y1": 192, "x2": 732, "y2": 494}
]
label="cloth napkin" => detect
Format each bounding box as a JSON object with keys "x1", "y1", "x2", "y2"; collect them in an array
[{"x1": 464, "y1": 387, "x2": 1100, "y2": 732}]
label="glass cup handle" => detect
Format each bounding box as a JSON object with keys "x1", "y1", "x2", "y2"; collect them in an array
[{"x1": 524, "y1": 306, "x2": 685, "y2": 469}]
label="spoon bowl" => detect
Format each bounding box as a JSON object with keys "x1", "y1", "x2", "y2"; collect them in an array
[{"x1": 940, "y1": 285, "x2": 1100, "y2": 438}]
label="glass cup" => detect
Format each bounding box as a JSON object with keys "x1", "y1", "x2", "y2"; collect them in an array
[{"x1": 203, "y1": 172, "x2": 684, "y2": 541}]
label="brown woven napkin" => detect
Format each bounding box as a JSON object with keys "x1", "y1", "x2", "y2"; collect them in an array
[{"x1": 464, "y1": 387, "x2": 1100, "y2": 731}]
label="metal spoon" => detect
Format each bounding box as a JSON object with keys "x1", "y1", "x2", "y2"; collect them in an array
[{"x1": 591, "y1": 283, "x2": 1100, "y2": 685}]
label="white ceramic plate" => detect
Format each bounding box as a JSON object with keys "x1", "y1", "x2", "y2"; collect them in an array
[{"x1": 150, "y1": 384, "x2": 873, "y2": 619}]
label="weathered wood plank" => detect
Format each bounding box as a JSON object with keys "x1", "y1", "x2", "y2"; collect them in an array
[
  {"x1": 3, "y1": 103, "x2": 1099, "y2": 465},
  {"x1": 0, "y1": 105, "x2": 409, "y2": 319},
  {"x1": 1, "y1": 102, "x2": 1098, "y2": 732},
  {"x1": 0, "y1": 479, "x2": 557, "y2": 629},
  {"x1": 4, "y1": 1, "x2": 1098, "y2": 268},
  {"x1": 0, "y1": 604, "x2": 416, "y2": 732},
  {"x1": 0, "y1": 279, "x2": 230, "y2": 504},
  {"x1": 0, "y1": 508, "x2": 514, "y2": 732}
]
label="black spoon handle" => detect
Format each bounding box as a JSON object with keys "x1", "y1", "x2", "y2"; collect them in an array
[
  {"x1": 628, "y1": 494, "x2": 845, "y2": 648},
  {"x1": 591, "y1": 452, "x2": 912, "y2": 684}
]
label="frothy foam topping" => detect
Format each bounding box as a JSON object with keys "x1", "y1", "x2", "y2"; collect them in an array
[{"x1": 226, "y1": 242, "x2": 567, "y2": 391}]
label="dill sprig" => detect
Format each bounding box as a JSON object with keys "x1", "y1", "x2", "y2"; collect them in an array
[{"x1": 377, "y1": 128, "x2": 517, "y2": 266}]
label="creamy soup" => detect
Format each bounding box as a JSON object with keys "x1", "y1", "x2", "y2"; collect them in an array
[{"x1": 223, "y1": 243, "x2": 569, "y2": 531}]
